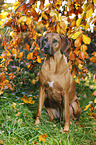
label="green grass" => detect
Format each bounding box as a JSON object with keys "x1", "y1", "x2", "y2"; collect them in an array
[{"x1": 0, "y1": 73, "x2": 96, "y2": 145}]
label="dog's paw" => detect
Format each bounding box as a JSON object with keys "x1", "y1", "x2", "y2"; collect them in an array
[
  {"x1": 35, "y1": 117, "x2": 40, "y2": 124},
  {"x1": 64, "y1": 123, "x2": 70, "y2": 133}
]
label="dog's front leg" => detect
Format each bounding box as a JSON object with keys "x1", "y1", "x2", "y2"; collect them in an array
[
  {"x1": 35, "y1": 85, "x2": 45, "y2": 124},
  {"x1": 63, "y1": 91, "x2": 70, "y2": 132}
]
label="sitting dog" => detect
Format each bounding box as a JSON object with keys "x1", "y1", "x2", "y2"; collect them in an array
[{"x1": 35, "y1": 33, "x2": 81, "y2": 132}]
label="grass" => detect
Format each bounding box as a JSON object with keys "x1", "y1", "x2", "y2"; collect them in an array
[{"x1": 0, "y1": 72, "x2": 96, "y2": 145}]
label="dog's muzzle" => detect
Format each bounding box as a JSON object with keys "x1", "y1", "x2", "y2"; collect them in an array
[{"x1": 44, "y1": 44, "x2": 54, "y2": 56}]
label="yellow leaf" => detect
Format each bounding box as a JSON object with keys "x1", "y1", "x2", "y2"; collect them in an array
[
  {"x1": 82, "y1": 34, "x2": 91, "y2": 44},
  {"x1": 50, "y1": 10, "x2": 57, "y2": 17},
  {"x1": 12, "y1": 48, "x2": 17, "y2": 56},
  {"x1": 83, "y1": 3, "x2": 88, "y2": 12},
  {"x1": 26, "y1": 17, "x2": 32, "y2": 25},
  {"x1": 0, "y1": 90, "x2": 3, "y2": 95},
  {"x1": 93, "y1": 0, "x2": 96, "y2": 5},
  {"x1": 75, "y1": 77, "x2": 80, "y2": 84},
  {"x1": 1, "y1": 58, "x2": 5, "y2": 63},
  {"x1": 84, "y1": 104, "x2": 90, "y2": 111},
  {"x1": 12, "y1": 102, "x2": 16, "y2": 109},
  {"x1": 78, "y1": 64, "x2": 83, "y2": 69},
  {"x1": 86, "y1": 8, "x2": 93, "y2": 18},
  {"x1": 71, "y1": 31, "x2": 82, "y2": 39},
  {"x1": 18, "y1": 52, "x2": 23, "y2": 58},
  {"x1": 81, "y1": 44, "x2": 88, "y2": 52},
  {"x1": 0, "y1": 12, "x2": 9, "y2": 19},
  {"x1": 27, "y1": 52, "x2": 33, "y2": 60},
  {"x1": 13, "y1": 1, "x2": 20, "y2": 6},
  {"x1": 37, "y1": 56, "x2": 41, "y2": 63},
  {"x1": 76, "y1": 18, "x2": 82, "y2": 26},
  {"x1": 20, "y1": 16, "x2": 26, "y2": 22},
  {"x1": 39, "y1": 133, "x2": 47, "y2": 142}
]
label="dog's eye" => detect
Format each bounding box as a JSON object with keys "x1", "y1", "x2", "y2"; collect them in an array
[{"x1": 52, "y1": 39, "x2": 58, "y2": 43}]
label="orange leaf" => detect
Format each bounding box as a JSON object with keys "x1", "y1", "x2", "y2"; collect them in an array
[
  {"x1": 21, "y1": 95, "x2": 35, "y2": 104},
  {"x1": 74, "y1": 36, "x2": 82, "y2": 47},
  {"x1": 39, "y1": 133, "x2": 47, "y2": 142},
  {"x1": 12, "y1": 48, "x2": 17, "y2": 59},
  {"x1": 93, "y1": 90, "x2": 96, "y2": 96},
  {"x1": 90, "y1": 56, "x2": 96, "y2": 62},
  {"x1": 25, "y1": 43, "x2": 30, "y2": 51},
  {"x1": 79, "y1": 51, "x2": 85, "y2": 60},
  {"x1": 27, "y1": 52, "x2": 33, "y2": 60},
  {"x1": 18, "y1": 52, "x2": 23, "y2": 58},
  {"x1": 69, "y1": 51, "x2": 75, "y2": 60}
]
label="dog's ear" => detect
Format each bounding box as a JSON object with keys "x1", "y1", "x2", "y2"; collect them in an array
[
  {"x1": 60, "y1": 34, "x2": 71, "y2": 54},
  {"x1": 36, "y1": 35, "x2": 45, "y2": 49}
]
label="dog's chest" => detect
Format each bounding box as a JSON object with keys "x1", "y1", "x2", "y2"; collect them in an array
[{"x1": 40, "y1": 58, "x2": 70, "y2": 101}]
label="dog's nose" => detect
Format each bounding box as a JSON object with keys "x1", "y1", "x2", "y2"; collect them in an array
[{"x1": 44, "y1": 44, "x2": 50, "y2": 53}]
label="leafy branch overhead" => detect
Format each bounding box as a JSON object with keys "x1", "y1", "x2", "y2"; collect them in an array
[{"x1": 0, "y1": 0, "x2": 96, "y2": 95}]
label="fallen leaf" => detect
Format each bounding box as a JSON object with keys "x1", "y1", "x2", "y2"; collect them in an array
[
  {"x1": 38, "y1": 133, "x2": 47, "y2": 142},
  {"x1": 21, "y1": 95, "x2": 35, "y2": 104},
  {"x1": 84, "y1": 104, "x2": 90, "y2": 111},
  {"x1": 12, "y1": 102, "x2": 16, "y2": 109},
  {"x1": 93, "y1": 91, "x2": 96, "y2": 96},
  {"x1": 15, "y1": 112, "x2": 21, "y2": 117}
]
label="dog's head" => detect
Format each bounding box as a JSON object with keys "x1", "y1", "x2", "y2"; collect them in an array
[{"x1": 38, "y1": 33, "x2": 71, "y2": 56}]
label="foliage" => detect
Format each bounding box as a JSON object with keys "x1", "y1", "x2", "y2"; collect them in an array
[{"x1": 0, "y1": 0, "x2": 96, "y2": 97}]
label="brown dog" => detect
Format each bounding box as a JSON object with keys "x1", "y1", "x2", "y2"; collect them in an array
[{"x1": 35, "y1": 33, "x2": 81, "y2": 132}]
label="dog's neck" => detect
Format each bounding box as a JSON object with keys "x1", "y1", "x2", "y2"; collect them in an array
[{"x1": 43, "y1": 50, "x2": 68, "y2": 73}]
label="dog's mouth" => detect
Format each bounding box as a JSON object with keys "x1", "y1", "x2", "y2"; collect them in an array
[{"x1": 43, "y1": 44, "x2": 55, "y2": 57}]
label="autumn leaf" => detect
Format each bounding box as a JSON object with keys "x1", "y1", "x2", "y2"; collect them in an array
[
  {"x1": 76, "y1": 17, "x2": 82, "y2": 26},
  {"x1": 27, "y1": 52, "x2": 33, "y2": 60},
  {"x1": 74, "y1": 35, "x2": 82, "y2": 47},
  {"x1": 90, "y1": 56, "x2": 96, "y2": 62},
  {"x1": 37, "y1": 56, "x2": 41, "y2": 63},
  {"x1": 0, "y1": 12, "x2": 9, "y2": 19},
  {"x1": 93, "y1": 90, "x2": 96, "y2": 96},
  {"x1": 12, "y1": 48, "x2": 17, "y2": 59},
  {"x1": 93, "y1": 0, "x2": 96, "y2": 5},
  {"x1": 25, "y1": 43, "x2": 30, "y2": 51},
  {"x1": 38, "y1": 133, "x2": 47, "y2": 142},
  {"x1": 90, "y1": 52, "x2": 96, "y2": 62},
  {"x1": 15, "y1": 112, "x2": 21, "y2": 117},
  {"x1": 12, "y1": 102, "x2": 16, "y2": 110},
  {"x1": 82, "y1": 34, "x2": 91, "y2": 44},
  {"x1": 18, "y1": 52, "x2": 23, "y2": 58},
  {"x1": 84, "y1": 104, "x2": 90, "y2": 111},
  {"x1": 86, "y1": 8, "x2": 93, "y2": 18},
  {"x1": 71, "y1": 31, "x2": 82, "y2": 39},
  {"x1": 81, "y1": 44, "x2": 88, "y2": 52},
  {"x1": 21, "y1": 95, "x2": 35, "y2": 104}
]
